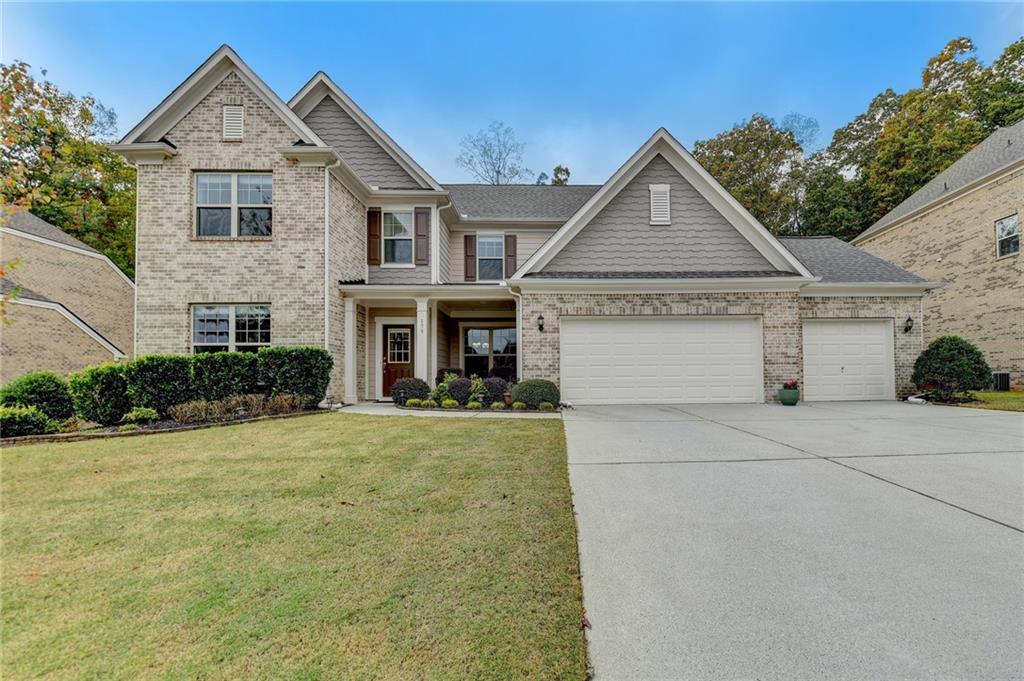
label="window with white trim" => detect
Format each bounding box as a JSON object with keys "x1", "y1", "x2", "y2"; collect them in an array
[
  {"x1": 996, "y1": 214, "x2": 1020, "y2": 257},
  {"x1": 223, "y1": 105, "x2": 244, "y2": 140},
  {"x1": 192, "y1": 304, "x2": 271, "y2": 353},
  {"x1": 196, "y1": 172, "x2": 273, "y2": 238},
  {"x1": 382, "y1": 211, "x2": 413, "y2": 264},
  {"x1": 649, "y1": 184, "x2": 671, "y2": 225},
  {"x1": 477, "y1": 233, "x2": 504, "y2": 281},
  {"x1": 463, "y1": 326, "x2": 516, "y2": 381}
]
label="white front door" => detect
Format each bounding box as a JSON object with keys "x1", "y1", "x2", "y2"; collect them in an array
[
  {"x1": 559, "y1": 317, "x2": 763, "y2": 405},
  {"x1": 802, "y1": 319, "x2": 895, "y2": 401}
]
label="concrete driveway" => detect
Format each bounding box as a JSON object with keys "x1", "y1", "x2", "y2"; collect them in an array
[{"x1": 565, "y1": 402, "x2": 1024, "y2": 680}]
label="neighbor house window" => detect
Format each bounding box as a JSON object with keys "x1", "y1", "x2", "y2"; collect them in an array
[
  {"x1": 382, "y1": 211, "x2": 413, "y2": 264},
  {"x1": 477, "y1": 234, "x2": 504, "y2": 281},
  {"x1": 196, "y1": 172, "x2": 272, "y2": 238},
  {"x1": 192, "y1": 304, "x2": 271, "y2": 353},
  {"x1": 996, "y1": 214, "x2": 1020, "y2": 257},
  {"x1": 463, "y1": 326, "x2": 516, "y2": 381}
]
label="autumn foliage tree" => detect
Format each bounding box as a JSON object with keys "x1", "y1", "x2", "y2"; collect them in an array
[{"x1": 0, "y1": 61, "x2": 136, "y2": 277}]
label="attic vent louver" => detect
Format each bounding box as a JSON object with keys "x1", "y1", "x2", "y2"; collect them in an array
[
  {"x1": 223, "y1": 105, "x2": 244, "y2": 140},
  {"x1": 649, "y1": 184, "x2": 671, "y2": 225}
]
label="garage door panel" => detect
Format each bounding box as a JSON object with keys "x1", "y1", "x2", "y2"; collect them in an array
[
  {"x1": 560, "y1": 317, "x2": 763, "y2": 405},
  {"x1": 803, "y1": 320, "x2": 894, "y2": 402}
]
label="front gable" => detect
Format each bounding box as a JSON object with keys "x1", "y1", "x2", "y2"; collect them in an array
[
  {"x1": 543, "y1": 154, "x2": 775, "y2": 274},
  {"x1": 516, "y1": 129, "x2": 813, "y2": 281}
]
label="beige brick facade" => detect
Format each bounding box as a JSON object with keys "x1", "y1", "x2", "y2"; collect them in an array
[
  {"x1": 1, "y1": 303, "x2": 116, "y2": 384},
  {"x1": 857, "y1": 168, "x2": 1023, "y2": 387},
  {"x1": 518, "y1": 291, "x2": 922, "y2": 401}
]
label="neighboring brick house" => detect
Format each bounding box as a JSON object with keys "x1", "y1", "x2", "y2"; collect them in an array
[
  {"x1": 113, "y1": 45, "x2": 935, "y2": 405},
  {"x1": 1, "y1": 209, "x2": 133, "y2": 384},
  {"x1": 854, "y1": 121, "x2": 1024, "y2": 389}
]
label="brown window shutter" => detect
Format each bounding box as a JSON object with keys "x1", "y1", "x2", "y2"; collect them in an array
[
  {"x1": 366, "y1": 208, "x2": 381, "y2": 265},
  {"x1": 504, "y1": 234, "x2": 517, "y2": 278},
  {"x1": 414, "y1": 207, "x2": 430, "y2": 265},
  {"x1": 464, "y1": 234, "x2": 477, "y2": 282}
]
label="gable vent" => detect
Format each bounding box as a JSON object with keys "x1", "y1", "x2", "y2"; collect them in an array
[
  {"x1": 223, "y1": 105, "x2": 244, "y2": 140},
  {"x1": 649, "y1": 184, "x2": 671, "y2": 225}
]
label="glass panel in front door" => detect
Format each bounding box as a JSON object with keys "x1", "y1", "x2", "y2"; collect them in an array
[{"x1": 388, "y1": 329, "x2": 411, "y2": 364}]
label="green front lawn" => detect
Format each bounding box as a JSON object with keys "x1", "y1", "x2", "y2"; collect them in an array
[
  {"x1": 962, "y1": 390, "x2": 1024, "y2": 412},
  {"x1": 2, "y1": 413, "x2": 587, "y2": 680}
]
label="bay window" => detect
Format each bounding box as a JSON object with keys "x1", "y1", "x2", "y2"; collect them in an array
[
  {"x1": 192, "y1": 304, "x2": 271, "y2": 353},
  {"x1": 196, "y1": 172, "x2": 273, "y2": 237}
]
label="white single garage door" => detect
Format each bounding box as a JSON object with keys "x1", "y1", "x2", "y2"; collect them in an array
[
  {"x1": 560, "y1": 317, "x2": 763, "y2": 405},
  {"x1": 802, "y1": 319, "x2": 895, "y2": 401}
]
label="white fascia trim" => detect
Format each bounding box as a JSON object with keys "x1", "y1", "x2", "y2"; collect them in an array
[
  {"x1": 288, "y1": 73, "x2": 443, "y2": 191},
  {"x1": 120, "y1": 44, "x2": 327, "y2": 147},
  {"x1": 799, "y1": 281, "x2": 944, "y2": 297},
  {"x1": 1, "y1": 227, "x2": 135, "y2": 289},
  {"x1": 853, "y1": 157, "x2": 1024, "y2": 245},
  {"x1": 511, "y1": 276, "x2": 815, "y2": 294},
  {"x1": 340, "y1": 284, "x2": 514, "y2": 301},
  {"x1": 277, "y1": 146, "x2": 340, "y2": 167},
  {"x1": 107, "y1": 142, "x2": 178, "y2": 165},
  {"x1": 10, "y1": 297, "x2": 125, "y2": 358},
  {"x1": 514, "y1": 128, "x2": 814, "y2": 280}
]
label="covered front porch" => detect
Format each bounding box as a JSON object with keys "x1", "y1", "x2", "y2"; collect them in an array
[{"x1": 340, "y1": 285, "x2": 520, "y2": 403}]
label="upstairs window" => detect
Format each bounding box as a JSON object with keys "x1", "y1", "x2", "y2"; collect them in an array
[
  {"x1": 196, "y1": 173, "x2": 272, "y2": 238},
  {"x1": 477, "y1": 234, "x2": 504, "y2": 281},
  {"x1": 223, "y1": 105, "x2": 244, "y2": 140},
  {"x1": 382, "y1": 211, "x2": 413, "y2": 264},
  {"x1": 996, "y1": 214, "x2": 1020, "y2": 257},
  {"x1": 192, "y1": 304, "x2": 271, "y2": 353},
  {"x1": 649, "y1": 184, "x2": 671, "y2": 225}
]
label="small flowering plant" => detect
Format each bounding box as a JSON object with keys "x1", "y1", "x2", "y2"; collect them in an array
[{"x1": 782, "y1": 380, "x2": 799, "y2": 390}]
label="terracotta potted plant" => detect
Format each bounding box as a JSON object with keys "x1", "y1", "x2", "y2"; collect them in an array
[
  {"x1": 503, "y1": 391, "x2": 513, "y2": 407},
  {"x1": 778, "y1": 380, "x2": 800, "y2": 406}
]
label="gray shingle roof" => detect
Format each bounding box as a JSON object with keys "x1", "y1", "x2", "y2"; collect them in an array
[
  {"x1": 859, "y1": 119, "x2": 1024, "y2": 240},
  {"x1": 524, "y1": 270, "x2": 794, "y2": 279},
  {"x1": 778, "y1": 236, "x2": 924, "y2": 283},
  {"x1": 1, "y1": 278, "x2": 51, "y2": 302},
  {"x1": 2, "y1": 208, "x2": 101, "y2": 254},
  {"x1": 444, "y1": 184, "x2": 600, "y2": 221}
]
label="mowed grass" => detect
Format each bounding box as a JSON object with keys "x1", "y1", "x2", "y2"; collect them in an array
[
  {"x1": 1, "y1": 413, "x2": 587, "y2": 680},
  {"x1": 963, "y1": 390, "x2": 1024, "y2": 412}
]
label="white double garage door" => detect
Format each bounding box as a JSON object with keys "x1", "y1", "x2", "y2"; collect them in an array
[{"x1": 560, "y1": 317, "x2": 895, "y2": 405}]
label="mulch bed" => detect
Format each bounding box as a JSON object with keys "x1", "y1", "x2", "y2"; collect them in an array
[{"x1": 1, "y1": 408, "x2": 337, "y2": 448}]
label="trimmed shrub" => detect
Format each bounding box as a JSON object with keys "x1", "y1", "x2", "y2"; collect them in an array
[
  {"x1": 168, "y1": 399, "x2": 214, "y2": 424},
  {"x1": 490, "y1": 401, "x2": 506, "y2": 410},
  {"x1": 257, "y1": 346, "x2": 333, "y2": 407},
  {"x1": 511, "y1": 401, "x2": 526, "y2": 410},
  {"x1": 420, "y1": 399, "x2": 437, "y2": 409},
  {"x1": 69, "y1": 364, "x2": 130, "y2": 425},
  {"x1": 538, "y1": 401, "x2": 555, "y2": 411},
  {"x1": 58, "y1": 416, "x2": 83, "y2": 433},
  {"x1": 123, "y1": 407, "x2": 159, "y2": 424},
  {"x1": 441, "y1": 399, "x2": 459, "y2": 409},
  {"x1": 448, "y1": 377, "x2": 473, "y2": 405},
  {"x1": 510, "y1": 379, "x2": 560, "y2": 408},
  {"x1": 266, "y1": 394, "x2": 304, "y2": 415},
  {"x1": 466, "y1": 401, "x2": 482, "y2": 410},
  {"x1": 435, "y1": 367, "x2": 463, "y2": 384},
  {"x1": 0, "y1": 405, "x2": 55, "y2": 437},
  {"x1": 913, "y1": 336, "x2": 992, "y2": 402},
  {"x1": 118, "y1": 423, "x2": 140, "y2": 432},
  {"x1": 405, "y1": 398, "x2": 423, "y2": 408},
  {"x1": 124, "y1": 355, "x2": 193, "y2": 417},
  {"x1": 391, "y1": 377, "x2": 430, "y2": 406},
  {"x1": 483, "y1": 377, "x2": 508, "y2": 406},
  {"x1": 192, "y1": 352, "x2": 258, "y2": 401},
  {"x1": 1, "y1": 371, "x2": 74, "y2": 420}
]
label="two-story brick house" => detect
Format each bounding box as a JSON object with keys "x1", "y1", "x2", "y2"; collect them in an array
[
  {"x1": 854, "y1": 120, "x2": 1024, "y2": 389},
  {"x1": 114, "y1": 45, "x2": 937, "y2": 405}
]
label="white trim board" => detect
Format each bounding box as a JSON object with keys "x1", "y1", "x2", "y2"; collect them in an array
[
  {"x1": 512, "y1": 128, "x2": 814, "y2": 280},
  {"x1": 289, "y1": 72, "x2": 442, "y2": 191},
  {"x1": 10, "y1": 297, "x2": 125, "y2": 359},
  {"x1": 1, "y1": 227, "x2": 136, "y2": 288}
]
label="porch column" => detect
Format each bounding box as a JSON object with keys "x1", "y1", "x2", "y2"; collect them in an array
[
  {"x1": 429, "y1": 301, "x2": 439, "y2": 387},
  {"x1": 344, "y1": 297, "x2": 358, "y2": 404},
  {"x1": 415, "y1": 296, "x2": 429, "y2": 381}
]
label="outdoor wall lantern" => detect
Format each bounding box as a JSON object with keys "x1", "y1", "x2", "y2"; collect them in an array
[
  {"x1": 903, "y1": 317, "x2": 914, "y2": 334},
  {"x1": 537, "y1": 314, "x2": 545, "y2": 332}
]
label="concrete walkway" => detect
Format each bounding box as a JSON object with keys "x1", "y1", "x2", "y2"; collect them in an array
[
  {"x1": 339, "y1": 402, "x2": 561, "y2": 419},
  {"x1": 565, "y1": 402, "x2": 1024, "y2": 680}
]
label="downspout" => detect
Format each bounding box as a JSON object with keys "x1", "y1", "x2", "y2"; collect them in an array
[{"x1": 508, "y1": 283, "x2": 523, "y2": 382}]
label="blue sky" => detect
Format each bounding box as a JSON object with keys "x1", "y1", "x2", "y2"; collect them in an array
[{"x1": 2, "y1": 2, "x2": 1020, "y2": 183}]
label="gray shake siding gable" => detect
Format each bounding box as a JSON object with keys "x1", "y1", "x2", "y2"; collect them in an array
[{"x1": 542, "y1": 154, "x2": 777, "y2": 273}]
